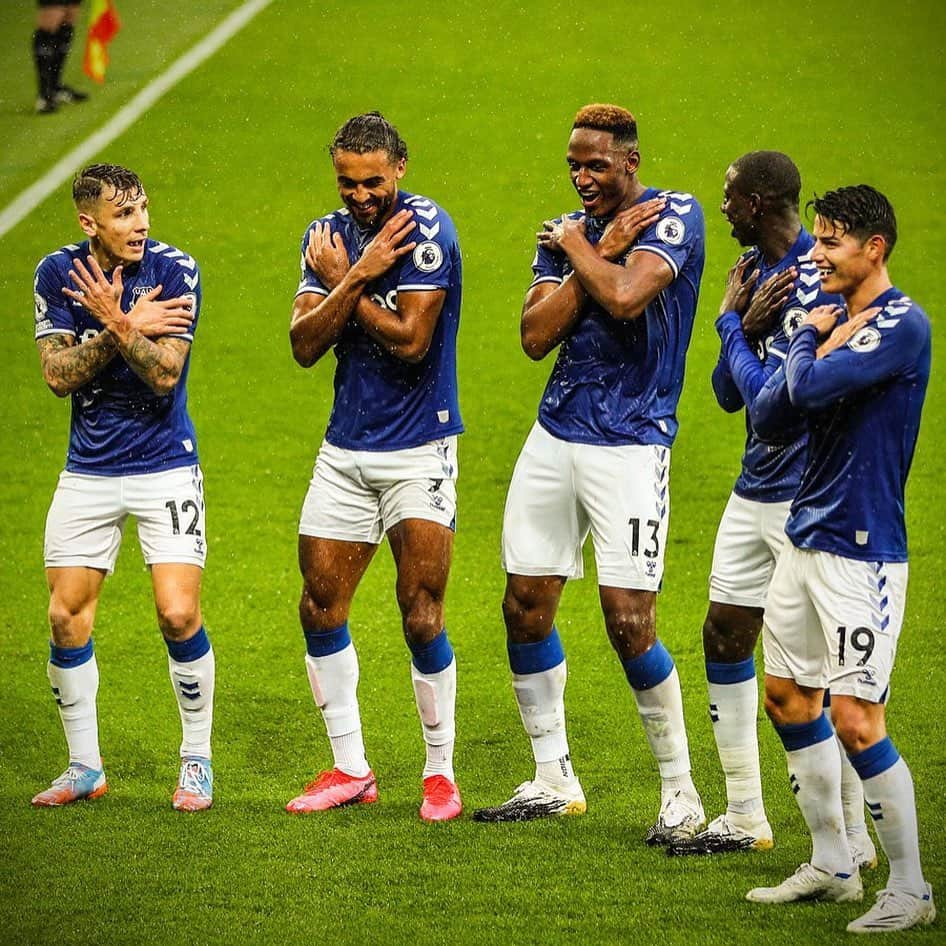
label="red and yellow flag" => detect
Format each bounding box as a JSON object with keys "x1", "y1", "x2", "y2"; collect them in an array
[{"x1": 82, "y1": 0, "x2": 122, "y2": 83}]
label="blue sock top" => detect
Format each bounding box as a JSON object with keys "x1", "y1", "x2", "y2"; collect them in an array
[
  {"x1": 623, "y1": 639, "x2": 674, "y2": 691},
  {"x1": 49, "y1": 639, "x2": 94, "y2": 669},
  {"x1": 165, "y1": 626, "x2": 211, "y2": 663},
  {"x1": 304, "y1": 623, "x2": 352, "y2": 658},
  {"x1": 775, "y1": 712, "x2": 834, "y2": 752},
  {"x1": 848, "y1": 736, "x2": 901, "y2": 780},
  {"x1": 706, "y1": 656, "x2": 756, "y2": 685},
  {"x1": 409, "y1": 628, "x2": 454, "y2": 675},
  {"x1": 507, "y1": 627, "x2": 565, "y2": 675}
]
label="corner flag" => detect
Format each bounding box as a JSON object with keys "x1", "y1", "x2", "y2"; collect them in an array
[{"x1": 82, "y1": 0, "x2": 122, "y2": 83}]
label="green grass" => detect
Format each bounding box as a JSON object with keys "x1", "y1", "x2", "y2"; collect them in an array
[{"x1": 1, "y1": 1, "x2": 945, "y2": 943}]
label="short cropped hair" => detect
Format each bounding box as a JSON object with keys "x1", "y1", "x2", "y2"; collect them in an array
[
  {"x1": 73, "y1": 164, "x2": 143, "y2": 209},
  {"x1": 731, "y1": 151, "x2": 801, "y2": 211},
  {"x1": 573, "y1": 104, "x2": 638, "y2": 149},
  {"x1": 329, "y1": 111, "x2": 408, "y2": 163},
  {"x1": 808, "y1": 185, "x2": 898, "y2": 259}
]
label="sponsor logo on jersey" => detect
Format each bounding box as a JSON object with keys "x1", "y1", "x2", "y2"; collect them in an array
[
  {"x1": 782, "y1": 307, "x2": 808, "y2": 338},
  {"x1": 413, "y1": 241, "x2": 443, "y2": 273},
  {"x1": 848, "y1": 326, "x2": 882, "y2": 353},
  {"x1": 656, "y1": 216, "x2": 685, "y2": 246}
]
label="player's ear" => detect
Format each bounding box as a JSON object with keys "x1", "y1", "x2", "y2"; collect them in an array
[
  {"x1": 77, "y1": 210, "x2": 97, "y2": 239},
  {"x1": 624, "y1": 148, "x2": 640, "y2": 175},
  {"x1": 394, "y1": 157, "x2": 407, "y2": 180},
  {"x1": 865, "y1": 234, "x2": 887, "y2": 263}
]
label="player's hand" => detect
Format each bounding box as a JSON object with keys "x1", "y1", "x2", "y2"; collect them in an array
[
  {"x1": 354, "y1": 209, "x2": 416, "y2": 282},
  {"x1": 719, "y1": 256, "x2": 758, "y2": 316},
  {"x1": 126, "y1": 285, "x2": 196, "y2": 337},
  {"x1": 537, "y1": 214, "x2": 587, "y2": 253},
  {"x1": 596, "y1": 198, "x2": 666, "y2": 261},
  {"x1": 816, "y1": 306, "x2": 881, "y2": 359},
  {"x1": 306, "y1": 221, "x2": 350, "y2": 290},
  {"x1": 63, "y1": 255, "x2": 123, "y2": 326},
  {"x1": 802, "y1": 303, "x2": 844, "y2": 337},
  {"x1": 742, "y1": 267, "x2": 797, "y2": 340}
]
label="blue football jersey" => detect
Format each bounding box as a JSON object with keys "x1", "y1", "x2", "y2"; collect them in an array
[
  {"x1": 33, "y1": 239, "x2": 201, "y2": 476},
  {"x1": 711, "y1": 230, "x2": 841, "y2": 502},
  {"x1": 777, "y1": 287, "x2": 930, "y2": 562},
  {"x1": 529, "y1": 188, "x2": 705, "y2": 446},
  {"x1": 295, "y1": 190, "x2": 463, "y2": 451}
]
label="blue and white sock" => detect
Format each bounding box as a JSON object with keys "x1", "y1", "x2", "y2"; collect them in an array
[
  {"x1": 304, "y1": 623, "x2": 369, "y2": 777},
  {"x1": 409, "y1": 629, "x2": 457, "y2": 781},
  {"x1": 625, "y1": 640, "x2": 695, "y2": 797},
  {"x1": 166, "y1": 626, "x2": 215, "y2": 760},
  {"x1": 776, "y1": 713, "x2": 853, "y2": 877},
  {"x1": 849, "y1": 737, "x2": 926, "y2": 896},
  {"x1": 47, "y1": 640, "x2": 100, "y2": 770},
  {"x1": 823, "y1": 691, "x2": 868, "y2": 837},
  {"x1": 508, "y1": 627, "x2": 576, "y2": 788},
  {"x1": 707, "y1": 657, "x2": 764, "y2": 818}
]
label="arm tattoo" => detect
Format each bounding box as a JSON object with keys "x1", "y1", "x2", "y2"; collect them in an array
[
  {"x1": 37, "y1": 332, "x2": 119, "y2": 396},
  {"x1": 118, "y1": 334, "x2": 189, "y2": 394}
]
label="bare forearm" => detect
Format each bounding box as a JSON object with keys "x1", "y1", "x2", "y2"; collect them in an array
[
  {"x1": 521, "y1": 276, "x2": 587, "y2": 360},
  {"x1": 565, "y1": 240, "x2": 642, "y2": 319},
  {"x1": 39, "y1": 332, "x2": 119, "y2": 396},
  {"x1": 290, "y1": 272, "x2": 367, "y2": 367},
  {"x1": 110, "y1": 325, "x2": 185, "y2": 395}
]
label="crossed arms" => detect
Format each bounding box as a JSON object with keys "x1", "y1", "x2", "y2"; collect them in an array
[
  {"x1": 289, "y1": 209, "x2": 446, "y2": 368},
  {"x1": 519, "y1": 197, "x2": 672, "y2": 361},
  {"x1": 38, "y1": 256, "x2": 194, "y2": 397}
]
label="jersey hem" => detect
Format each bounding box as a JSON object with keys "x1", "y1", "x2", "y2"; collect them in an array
[
  {"x1": 787, "y1": 536, "x2": 907, "y2": 564},
  {"x1": 64, "y1": 454, "x2": 201, "y2": 477},
  {"x1": 536, "y1": 416, "x2": 673, "y2": 448},
  {"x1": 325, "y1": 424, "x2": 465, "y2": 452}
]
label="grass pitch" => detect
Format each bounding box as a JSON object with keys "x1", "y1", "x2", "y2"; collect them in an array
[{"x1": 1, "y1": 1, "x2": 944, "y2": 944}]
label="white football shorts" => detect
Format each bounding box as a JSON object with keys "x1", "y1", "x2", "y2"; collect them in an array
[
  {"x1": 709, "y1": 492, "x2": 792, "y2": 608},
  {"x1": 299, "y1": 436, "x2": 458, "y2": 544},
  {"x1": 762, "y1": 543, "x2": 907, "y2": 703},
  {"x1": 45, "y1": 465, "x2": 207, "y2": 573},
  {"x1": 501, "y1": 422, "x2": 670, "y2": 590}
]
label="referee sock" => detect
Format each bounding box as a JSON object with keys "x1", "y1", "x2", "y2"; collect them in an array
[
  {"x1": 707, "y1": 658, "x2": 765, "y2": 818},
  {"x1": 849, "y1": 738, "x2": 926, "y2": 896},
  {"x1": 625, "y1": 641, "x2": 696, "y2": 797},
  {"x1": 304, "y1": 624, "x2": 369, "y2": 778},
  {"x1": 508, "y1": 628, "x2": 577, "y2": 789},
  {"x1": 47, "y1": 640, "x2": 101, "y2": 770},
  {"x1": 409, "y1": 630, "x2": 457, "y2": 782},
  {"x1": 776, "y1": 714, "x2": 854, "y2": 877},
  {"x1": 32, "y1": 28, "x2": 58, "y2": 100},
  {"x1": 166, "y1": 627, "x2": 215, "y2": 760}
]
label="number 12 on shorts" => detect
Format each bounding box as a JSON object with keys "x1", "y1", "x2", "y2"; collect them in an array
[{"x1": 166, "y1": 499, "x2": 202, "y2": 536}]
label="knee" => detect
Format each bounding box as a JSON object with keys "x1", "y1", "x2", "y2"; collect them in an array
[
  {"x1": 831, "y1": 701, "x2": 880, "y2": 755},
  {"x1": 157, "y1": 601, "x2": 201, "y2": 640},
  {"x1": 299, "y1": 578, "x2": 348, "y2": 632},
  {"x1": 399, "y1": 587, "x2": 443, "y2": 647},
  {"x1": 702, "y1": 604, "x2": 762, "y2": 663},
  {"x1": 47, "y1": 598, "x2": 93, "y2": 647},
  {"x1": 604, "y1": 608, "x2": 654, "y2": 660},
  {"x1": 501, "y1": 588, "x2": 549, "y2": 643}
]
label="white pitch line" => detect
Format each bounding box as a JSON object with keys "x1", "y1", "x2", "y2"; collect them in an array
[{"x1": 0, "y1": 0, "x2": 273, "y2": 241}]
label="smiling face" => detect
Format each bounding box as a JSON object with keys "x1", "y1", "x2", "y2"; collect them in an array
[
  {"x1": 566, "y1": 127, "x2": 639, "y2": 218},
  {"x1": 720, "y1": 165, "x2": 760, "y2": 246},
  {"x1": 811, "y1": 214, "x2": 881, "y2": 297},
  {"x1": 78, "y1": 185, "x2": 150, "y2": 269},
  {"x1": 332, "y1": 148, "x2": 405, "y2": 228}
]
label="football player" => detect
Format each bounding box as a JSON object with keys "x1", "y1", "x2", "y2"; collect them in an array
[
  {"x1": 668, "y1": 153, "x2": 875, "y2": 868},
  {"x1": 473, "y1": 104, "x2": 706, "y2": 843},
  {"x1": 286, "y1": 112, "x2": 464, "y2": 822},
  {"x1": 32, "y1": 163, "x2": 214, "y2": 811},
  {"x1": 746, "y1": 185, "x2": 935, "y2": 934}
]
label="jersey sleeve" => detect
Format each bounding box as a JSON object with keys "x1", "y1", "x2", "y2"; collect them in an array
[
  {"x1": 294, "y1": 219, "x2": 331, "y2": 299},
  {"x1": 33, "y1": 254, "x2": 76, "y2": 339},
  {"x1": 752, "y1": 366, "x2": 800, "y2": 442},
  {"x1": 396, "y1": 199, "x2": 458, "y2": 292},
  {"x1": 630, "y1": 193, "x2": 704, "y2": 279},
  {"x1": 529, "y1": 214, "x2": 572, "y2": 289},
  {"x1": 155, "y1": 249, "x2": 202, "y2": 342}
]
